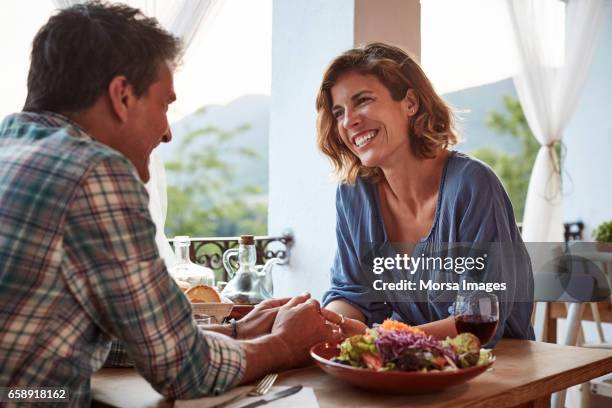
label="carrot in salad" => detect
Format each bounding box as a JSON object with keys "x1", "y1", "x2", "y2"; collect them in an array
[{"x1": 379, "y1": 319, "x2": 426, "y2": 337}]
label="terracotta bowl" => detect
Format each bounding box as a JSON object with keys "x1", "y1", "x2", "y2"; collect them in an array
[{"x1": 310, "y1": 342, "x2": 495, "y2": 394}]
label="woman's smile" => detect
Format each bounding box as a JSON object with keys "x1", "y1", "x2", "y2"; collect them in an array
[{"x1": 351, "y1": 129, "x2": 379, "y2": 148}]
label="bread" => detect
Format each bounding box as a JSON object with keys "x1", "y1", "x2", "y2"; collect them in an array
[{"x1": 185, "y1": 284, "x2": 221, "y2": 303}]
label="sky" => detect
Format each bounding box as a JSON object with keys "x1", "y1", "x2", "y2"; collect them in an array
[
  {"x1": 0, "y1": 0, "x2": 521, "y2": 122},
  {"x1": 421, "y1": 0, "x2": 520, "y2": 94},
  {"x1": 169, "y1": 0, "x2": 272, "y2": 121}
]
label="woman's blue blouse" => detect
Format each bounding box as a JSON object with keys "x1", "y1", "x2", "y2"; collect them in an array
[{"x1": 322, "y1": 151, "x2": 535, "y2": 345}]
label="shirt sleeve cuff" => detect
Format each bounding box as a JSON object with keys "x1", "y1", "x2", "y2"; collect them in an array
[{"x1": 201, "y1": 331, "x2": 246, "y2": 394}]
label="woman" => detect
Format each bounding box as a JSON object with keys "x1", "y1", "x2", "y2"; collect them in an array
[{"x1": 317, "y1": 43, "x2": 534, "y2": 345}]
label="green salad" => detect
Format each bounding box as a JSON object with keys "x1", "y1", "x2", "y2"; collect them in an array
[{"x1": 332, "y1": 320, "x2": 492, "y2": 372}]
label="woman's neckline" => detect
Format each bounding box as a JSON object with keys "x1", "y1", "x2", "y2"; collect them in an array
[{"x1": 372, "y1": 150, "x2": 456, "y2": 244}]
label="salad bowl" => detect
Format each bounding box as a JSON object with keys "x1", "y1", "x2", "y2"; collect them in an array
[{"x1": 310, "y1": 342, "x2": 495, "y2": 394}]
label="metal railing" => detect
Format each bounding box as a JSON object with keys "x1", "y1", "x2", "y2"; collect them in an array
[{"x1": 169, "y1": 231, "x2": 294, "y2": 281}]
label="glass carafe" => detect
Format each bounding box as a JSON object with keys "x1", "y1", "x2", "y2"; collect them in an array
[
  {"x1": 221, "y1": 235, "x2": 272, "y2": 304},
  {"x1": 169, "y1": 236, "x2": 215, "y2": 291}
]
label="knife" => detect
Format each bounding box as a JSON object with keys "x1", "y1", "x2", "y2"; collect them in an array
[{"x1": 231, "y1": 385, "x2": 303, "y2": 408}]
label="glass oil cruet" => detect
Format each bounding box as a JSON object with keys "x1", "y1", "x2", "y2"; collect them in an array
[
  {"x1": 169, "y1": 236, "x2": 215, "y2": 291},
  {"x1": 221, "y1": 235, "x2": 281, "y2": 304}
]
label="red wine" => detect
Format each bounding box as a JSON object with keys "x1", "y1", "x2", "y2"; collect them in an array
[{"x1": 455, "y1": 315, "x2": 498, "y2": 344}]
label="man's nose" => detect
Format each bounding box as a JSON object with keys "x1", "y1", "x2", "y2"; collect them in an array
[{"x1": 161, "y1": 128, "x2": 172, "y2": 143}]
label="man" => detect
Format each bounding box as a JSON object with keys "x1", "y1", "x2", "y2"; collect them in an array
[{"x1": 0, "y1": 2, "x2": 334, "y2": 406}]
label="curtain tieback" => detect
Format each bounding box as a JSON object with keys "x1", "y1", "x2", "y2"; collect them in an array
[{"x1": 543, "y1": 141, "x2": 561, "y2": 175}]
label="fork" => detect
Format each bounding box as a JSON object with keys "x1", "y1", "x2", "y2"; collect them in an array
[{"x1": 247, "y1": 373, "x2": 278, "y2": 396}]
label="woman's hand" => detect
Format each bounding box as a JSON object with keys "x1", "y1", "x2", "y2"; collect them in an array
[{"x1": 321, "y1": 308, "x2": 368, "y2": 337}]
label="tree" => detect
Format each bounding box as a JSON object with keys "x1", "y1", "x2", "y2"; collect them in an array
[
  {"x1": 164, "y1": 122, "x2": 267, "y2": 238},
  {"x1": 470, "y1": 95, "x2": 539, "y2": 221}
]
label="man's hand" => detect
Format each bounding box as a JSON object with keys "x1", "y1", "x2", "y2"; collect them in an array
[
  {"x1": 321, "y1": 308, "x2": 368, "y2": 337},
  {"x1": 235, "y1": 294, "x2": 310, "y2": 339},
  {"x1": 271, "y1": 295, "x2": 336, "y2": 368}
]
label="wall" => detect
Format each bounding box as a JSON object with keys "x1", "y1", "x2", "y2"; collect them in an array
[
  {"x1": 268, "y1": 0, "x2": 355, "y2": 299},
  {"x1": 563, "y1": 9, "x2": 612, "y2": 239}
]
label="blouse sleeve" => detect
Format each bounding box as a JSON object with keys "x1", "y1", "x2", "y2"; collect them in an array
[{"x1": 322, "y1": 186, "x2": 392, "y2": 326}]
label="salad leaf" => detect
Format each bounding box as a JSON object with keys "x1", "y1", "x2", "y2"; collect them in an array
[
  {"x1": 336, "y1": 330, "x2": 378, "y2": 368},
  {"x1": 443, "y1": 333, "x2": 481, "y2": 368},
  {"x1": 447, "y1": 332, "x2": 481, "y2": 354},
  {"x1": 478, "y1": 349, "x2": 492, "y2": 365}
]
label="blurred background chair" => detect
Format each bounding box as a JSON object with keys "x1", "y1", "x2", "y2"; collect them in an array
[{"x1": 532, "y1": 241, "x2": 611, "y2": 408}]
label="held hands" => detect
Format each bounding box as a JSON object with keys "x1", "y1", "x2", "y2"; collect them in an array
[
  {"x1": 236, "y1": 295, "x2": 370, "y2": 382},
  {"x1": 235, "y1": 295, "x2": 368, "y2": 341},
  {"x1": 235, "y1": 293, "x2": 328, "y2": 341},
  {"x1": 237, "y1": 294, "x2": 338, "y2": 384},
  {"x1": 235, "y1": 294, "x2": 368, "y2": 370},
  {"x1": 269, "y1": 293, "x2": 339, "y2": 368},
  {"x1": 235, "y1": 297, "x2": 298, "y2": 339}
]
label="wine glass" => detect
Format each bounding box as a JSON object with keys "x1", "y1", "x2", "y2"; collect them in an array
[{"x1": 453, "y1": 292, "x2": 499, "y2": 345}]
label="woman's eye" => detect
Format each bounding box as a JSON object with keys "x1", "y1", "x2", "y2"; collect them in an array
[
  {"x1": 333, "y1": 110, "x2": 344, "y2": 119},
  {"x1": 357, "y1": 96, "x2": 371, "y2": 105}
]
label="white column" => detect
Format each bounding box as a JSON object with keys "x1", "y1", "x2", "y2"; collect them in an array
[
  {"x1": 269, "y1": 0, "x2": 420, "y2": 300},
  {"x1": 355, "y1": 0, "x2": 420, "y2": 62}
]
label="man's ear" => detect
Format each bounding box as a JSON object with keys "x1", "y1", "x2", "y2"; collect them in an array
[
  {"x1": 404, "y1": 89, "x2": 419, "y2": 117},
  {"x1": 107, "y1": 75, "x2": 133, "y2": 123}
]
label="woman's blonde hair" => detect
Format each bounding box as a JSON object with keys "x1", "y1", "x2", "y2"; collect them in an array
[{"x1": 316, "y1": 42, "x2": 459, "y2": 184}]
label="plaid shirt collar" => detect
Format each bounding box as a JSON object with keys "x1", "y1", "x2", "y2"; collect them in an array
[{"x1": 8, "y1": 110, "x2": 93, "y2": 141}]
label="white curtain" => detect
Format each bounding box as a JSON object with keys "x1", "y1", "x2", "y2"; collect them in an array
[
  {"x1": 51, "y1": 0, "x2": 222, "y2": 267},
  {"x1": 506, "y1": 0, "x2": 608, "y2": 242}
]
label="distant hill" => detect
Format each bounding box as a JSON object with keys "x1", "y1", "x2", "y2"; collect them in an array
[
  {"x1": 442, "y1": 78, "x2": 521, "y2": 153},
  {"x1": 160, "y1": 94, "x2": 270, "y2": 191}
]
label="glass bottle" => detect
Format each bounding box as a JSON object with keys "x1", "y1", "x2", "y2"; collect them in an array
[
  {"x1": 169, "y1": 236, "x2": 215, "y2": 291},
  {"x1": 222, "y1": 235, "x2": 269, "y2": 304}
]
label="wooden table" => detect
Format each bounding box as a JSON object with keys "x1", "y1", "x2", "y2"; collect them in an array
[{"x1": 92, "y1": 340, "x2": 612, "y2": 408}]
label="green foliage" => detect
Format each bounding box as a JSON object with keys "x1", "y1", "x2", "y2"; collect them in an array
[
  {"x1": 164, "y1": 123, "x2": 267, "y2": 238},
  {"x1": 593, "y1": 221, "x2": 612, "y2": 242},
  {"x1": 470, "y1": 95, "x2": 539, "y2": 222}
]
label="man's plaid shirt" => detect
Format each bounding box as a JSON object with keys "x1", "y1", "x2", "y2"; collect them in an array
[{"x1": 0, "y1": 112, "x2": 245, "y2": 407}]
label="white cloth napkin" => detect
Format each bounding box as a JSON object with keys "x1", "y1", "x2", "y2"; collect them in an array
[{"x1": 174, "y1": 386, "x2": 318, "y2": 408}]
